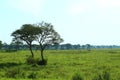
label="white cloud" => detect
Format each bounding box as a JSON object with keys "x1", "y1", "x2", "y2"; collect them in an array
[{"x1": 7, "y1": 0, "x2": 45, "y2": 16}]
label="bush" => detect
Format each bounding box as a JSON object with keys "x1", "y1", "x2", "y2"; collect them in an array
[
  {"x1": 93, "y1": 71, "x2": 111, "y2": 80},
  {"x1": 72, "y1": 73, "x2": 84, "y2": 80},
  {"x1": 26, "y1": 56, "x2": 36, "y2": 64},
  {"x1": 37, "y1": 59, "x2": 47, "y2": 65},
  {"x1": 26, "y1": 56, "x2": 47, "y2": 65}
]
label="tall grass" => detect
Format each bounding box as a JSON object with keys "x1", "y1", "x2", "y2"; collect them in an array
[{"x1": 0, "y1": 49, "x2": 120, "y2": 80}]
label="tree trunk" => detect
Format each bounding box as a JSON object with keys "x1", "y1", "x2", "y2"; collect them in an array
[
  {"x1": 29, "y1": 44, "x2": 34, "y2": 58},
  {"x1": 40, "y1": 49, "x2": 44, "y2": 61}
]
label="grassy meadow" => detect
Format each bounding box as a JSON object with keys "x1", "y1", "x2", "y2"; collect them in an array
[{"x1": 0, "y1": 49, "x2": 120, "y2": 80}]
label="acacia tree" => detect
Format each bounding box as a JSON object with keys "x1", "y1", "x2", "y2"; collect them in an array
[
  {"x1": 35, "y1": 22, "x2": 63, "y2": 61},
  {"x1": 11, "y1": 24, "x2": 37, "y2": 57}
]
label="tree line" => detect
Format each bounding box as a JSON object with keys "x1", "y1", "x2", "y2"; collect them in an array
[{"x1": 1, "y1": 42, "x2": 119, "y2": 51}]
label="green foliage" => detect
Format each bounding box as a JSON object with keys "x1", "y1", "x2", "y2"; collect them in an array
[
  {"x1": 72, "y1": 72, "x2": 84, "y2": 80},
  {"x1": 35, "y1": 22, "x2": 63, "y2": 45},
  {"x1": 11, "y1": 24, "x2": 37, "y2": 58},
  {"x1": 26, "y1": 56, "x2": 37, "y2": 64},
  {"x1": 26, "y1": 56, "x2": 47, "y2": 65},
  {"x1": 11, "y1": 21, "x2": 63, "y2": 61},
  {"x1": 34, "y1": 21, "x2": 63, "y2": 63}
]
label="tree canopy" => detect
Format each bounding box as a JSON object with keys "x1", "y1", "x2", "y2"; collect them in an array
[
  {"x1": 11, "y1": 24, "x2": 37, "y2": 57},
  {"x1": 11, "y1": 21, "x2": 63, "y2": 63},
  {"x1": 34, "y1": 22, "x2": 63, "y2": 61}
]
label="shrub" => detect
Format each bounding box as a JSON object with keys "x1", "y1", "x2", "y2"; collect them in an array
[
  {"x1": 37, "y1": 59, "x2": 47, "y2": 65},
  {"x1": 72, "y1": 73, "x2": 84, "y2": 80},
  {"x1": 26, "y1": 56, "x2": 36, "y2": 64},
  {"x1": 26, "y1": 56, "x2": 47, "y2": 65}
]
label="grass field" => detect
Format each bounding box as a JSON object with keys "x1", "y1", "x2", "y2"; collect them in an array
[{"x1": 0, "y1": 49, "x2": 120, "y2": 80}]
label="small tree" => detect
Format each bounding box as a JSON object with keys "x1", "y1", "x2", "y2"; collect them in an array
[
  {"x1": 11, "y1": 24, "x2": 37, "y2": 57},
  {"x1": 35, "y1": 22, "x2": 63, "y2": 61}
]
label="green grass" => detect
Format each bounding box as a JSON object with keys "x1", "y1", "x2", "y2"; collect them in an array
[{"x1": 0, "y1": 49, "x2": 120, "y2": 80}]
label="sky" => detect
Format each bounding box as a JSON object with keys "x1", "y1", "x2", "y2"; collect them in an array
[{"x1": 0, "y1": 0, "x2": 120, "y2": 45}]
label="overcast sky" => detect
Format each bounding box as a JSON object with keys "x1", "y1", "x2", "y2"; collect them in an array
[{"x1": 0, "y1": 0, "x2": 120, "y2": 45}]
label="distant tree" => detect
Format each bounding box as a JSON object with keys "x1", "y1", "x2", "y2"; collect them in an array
[
  {"x1": 73, "y1": 44, "x2": 81, "y2": 49},
  {"x1": 81, "y1": 45, "x2": 86, "y2": 49},
  {"x1": 60, "y1": 44, "x2": 67, "y2": 50},
  {"x1": 11, "y1": 38, "x2": 23, "y2": 50},
  {"x1": 65, "y1": 43, "x2": 73, "y2": 50},
  {"x1": 2, "y1": 42, "x2": 8, "y2": 50},
  {"x1": 86, "y1": 44, "x2": 91, "y2": 51},
  {"x1": 0, "y1": 40, "x2": 2, "y2": 49},
  {"x1": 35, "y1": 22, "x2": 63, "y2": 61},
  {"x1": 11, "y1": 24, "x2": 37, "y2": 57},
  {"x1": 53, "y1": 43, "x2": 59, "y2": 50}
]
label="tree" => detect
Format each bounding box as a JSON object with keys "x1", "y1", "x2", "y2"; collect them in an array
[
  {"x1": 11, "y1": 24, "x2": 37, "y2": 57},
  {"x1": 86, "y1": 44, "x2": 91, "y2": 51},
  {"x1": 65, "y1": 43, "x2": 73, "y2": 50},
  {"x1": 35, "y1": 22, "x2": 63, "y2": 61},
  {"x1": 11, "y1": 38, "x2": 23, "y2": 50},
  {"x1": 2, "y1": 42, "x2": 8, "y2": 50},
  {"x1": 0, "y1": 40, "x2": 2, "y2": 49}
]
